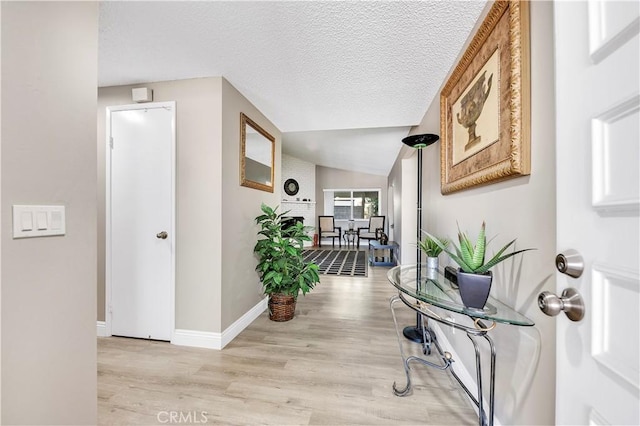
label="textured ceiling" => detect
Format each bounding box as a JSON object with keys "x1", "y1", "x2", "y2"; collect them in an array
[{"x1": 99, "y1": 1, "x2": 487, "y2": 176}]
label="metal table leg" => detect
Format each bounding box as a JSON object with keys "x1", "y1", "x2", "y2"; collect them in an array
[{"x1": 390, "y1": 293, "x2": 498, "y2": 426}]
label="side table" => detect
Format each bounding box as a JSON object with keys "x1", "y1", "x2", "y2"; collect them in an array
[
  {"x1": 386, "y1": 264, "x2": 534, "y2": 426},
  {"x1": 369, "y1": 240, "x2": 398, "y2": 266},
  {"x1": 343, "y1": 229, "x2": 357, "y2": 248}
]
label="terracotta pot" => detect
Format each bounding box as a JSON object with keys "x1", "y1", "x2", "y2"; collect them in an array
[
  {"x1": 457, "y1": 269, "x2": 492, "y2": 309},
  {"x1": 268, "y1": 293, "x2": 296, "y2": 321}
]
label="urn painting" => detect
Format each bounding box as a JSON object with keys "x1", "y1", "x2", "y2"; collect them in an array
[
  {"x1": 452, "y1": 49, "x2": 500, "y2": 165},
  {"x1": 439, "y1": 0, "x2": 531, "y2": 194},
  {"x1": 457, "y1": 70, "x2": 492, "y2": 151}
]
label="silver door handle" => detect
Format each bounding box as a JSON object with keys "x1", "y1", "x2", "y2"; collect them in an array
[
  {"x1": 156, "y1": 231, "x2": 168, "y2": 239},
  {"x1": 556, "y1": 249, "x2": 583, "y2": 278},
  {"x1": 538, "y1": 288, "x2": 585, "y2": 321}
]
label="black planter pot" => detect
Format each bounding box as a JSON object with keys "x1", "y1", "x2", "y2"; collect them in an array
[{"x1": 457, "y1": 269, "x2": 493, "y2": 309}]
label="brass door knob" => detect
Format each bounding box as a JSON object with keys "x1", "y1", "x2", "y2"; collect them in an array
[{"x1": 156, "y1": 231, "x2": 168, "y2": 239}]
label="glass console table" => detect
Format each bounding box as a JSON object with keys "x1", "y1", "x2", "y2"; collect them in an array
[{"x1": 387, "y1": 264, "x2": 534, "y2": 426}]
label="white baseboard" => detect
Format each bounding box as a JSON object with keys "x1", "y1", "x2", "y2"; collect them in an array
[
  {"x1": 172, "y1": 328, "x2": 221, "y2": 350},
  {"x1": 430, "y1": 323, "x2": 502, "y2": 426},
  {"x1": 221, "y1": 296, "x2": 268, "y2": 348},
  {"x1": 172, "y1": 297, "x2": 267, "y2": 350},
  {"x1": 96, "y1": 321, "x2": 108, "y2": 337}
]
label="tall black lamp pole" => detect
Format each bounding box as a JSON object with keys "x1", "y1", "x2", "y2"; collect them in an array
[{"x1": 401, "y1": 133, "x2": 439, "y2": 343}]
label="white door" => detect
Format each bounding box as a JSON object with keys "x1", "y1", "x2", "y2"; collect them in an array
[
  {"x1": 107, "y1": 102, "x2": 175, "y2": 341},
  {"x1": 388, "y1": 184, "x2": 395, "y2": 241},
  {"x1": 400, "y1": 157, "x2": 417, "y2": 265},
  {"x1": 554, "y1": 1, "x2": 639, "y2": 424}
]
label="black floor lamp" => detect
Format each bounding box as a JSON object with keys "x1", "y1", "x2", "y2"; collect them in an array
[{"x1": 401, "y1": 133, "x2": 439, "y2": 343}]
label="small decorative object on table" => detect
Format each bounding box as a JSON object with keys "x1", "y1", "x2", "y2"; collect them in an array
[
  {"x1": 423, "y1": 222, "x2": 534, "y2": 310},
  {"x1": 378, "y1": 232, "x2": 389, "y2": 245},
  {"x1": 418, "y1": 235, "x2": 449, "y2": 270},
  {"x1": 254, "y1": 203, "x2": 320, "y2": 321}
]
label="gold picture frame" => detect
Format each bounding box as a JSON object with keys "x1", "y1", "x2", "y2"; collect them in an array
[
  {"x1": 240, "y1": 112, "x2": 275, "y2": 193},
  {"x1": 440, "y1": 0, "x2": 530, "y2": 194}
]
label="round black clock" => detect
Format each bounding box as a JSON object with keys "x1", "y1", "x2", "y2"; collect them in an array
[{"x1": 284, "y1": 178, "x2": 299, "y2": 196}]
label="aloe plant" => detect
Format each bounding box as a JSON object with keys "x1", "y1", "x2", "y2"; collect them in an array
[
  {"x1": 418, "y1": 236, "x2": 449, "y2": 257},
  {"x1": 422, "y1": 222, "x2": 534, "y2": 274}
]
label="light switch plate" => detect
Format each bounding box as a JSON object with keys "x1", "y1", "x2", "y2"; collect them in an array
[{"x1": 13, "y1": 205, "x2": 65, "y2": 238}]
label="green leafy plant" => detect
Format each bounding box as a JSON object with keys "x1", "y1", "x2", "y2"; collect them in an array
[
  {"x1": 254, "y1": 203, "x2": 320, "y2": 297},
  {"x1": 422, "y1": 222, "x2": 534, "y2": 274},
  {"x1": 418, "y1": 236, "x2": 449, "y2": 257}
]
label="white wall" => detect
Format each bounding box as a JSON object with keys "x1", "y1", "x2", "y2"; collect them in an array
[
  {"x1": 1, "y1": 2, "x2": 98, "y2": 423},
  {"x1": 98, "y1": 78, "x2": 224, "y2": 332},
  {"x1": 98, "y1": 77, "x2": 280, "y2": 338},
  {"x1": 400, "y1": 157, "x2": 417, "y2": 265},
  {"x1": 220, "y1": 78, "x2": 281, "y2": 330},
  {"x1": 281, "y1": 154, "x2": 316, "y2": 239},
  {"x1": 315, "y1": 165, "x2": 388, "y2": 232},
  {"x1": 399, "y1": 2, "x2": 557, "y2": 424}
]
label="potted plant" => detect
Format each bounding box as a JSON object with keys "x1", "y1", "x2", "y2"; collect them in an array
[
  {"x1": 423, "y1": 222, "x2": 534, "y2": 310},
  {"x1": 418, "y1": 236, "x2": 449, "y2": 270},
  {"x1": 254, "y1": 203, "x2": 320, "y2": 321}
]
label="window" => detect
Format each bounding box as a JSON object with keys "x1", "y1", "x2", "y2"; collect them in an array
[{"x1": 328, "y1": 189, "x2": 380, "y2": 220}]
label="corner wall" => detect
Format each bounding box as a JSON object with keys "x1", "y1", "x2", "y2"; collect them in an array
[
  {"x1": 98, "y1": 78, "x2": 224, "y2": 333},
  {"x1": 1, "y1": 2, "x2": 98, "y2": 423},
  {"x1": 404, "y1": 2, "x2": 557, "y2": 423},
  {"x1": 220, "y1": 77, "x2": 281, "y2": 331},
  {"x1": 99, "y1": 77, "x2": 279, "y2": 338}
]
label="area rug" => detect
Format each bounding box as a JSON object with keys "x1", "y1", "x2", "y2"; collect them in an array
[{"x1": 302, "y1": 249, "x2": 367, "y2": 277}]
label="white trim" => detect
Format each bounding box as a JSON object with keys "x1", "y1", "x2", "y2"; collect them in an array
[
  {"x1": 323, "y1": 188, "x2": 381, "y2": 192},
  {"x1": 105, "y1": 101, "x2": 176, "y2": 340},
  {"x1": 172, "y1": 329, "x2": 221, "y2": 350},
  {"x1": 430, "y1": 323, "x2": 503, "y2": 426},
  {"x1": 172, "y1": 297, "x2": 267, "y2": 350},
  {"x1": 96, "y1": 321, "x2": 108, "y2": 337},
  {"x1": 221, "y1": 297, "x2": 268, "y2": 348},
  {"x1": 322, "y1": 188, "x2": 382, "y2": 219}
]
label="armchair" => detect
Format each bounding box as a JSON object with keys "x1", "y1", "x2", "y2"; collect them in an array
[
  {"x1": 357, "y1": 216, "x2": 385, "y2": 246},
  {"x1": 318, "y1": 216, "x2": 341, "y2": 248}
]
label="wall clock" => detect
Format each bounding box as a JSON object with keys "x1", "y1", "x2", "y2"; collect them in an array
[{"x1": 284, "y1": 178, "x2": 299, "y2": 196}]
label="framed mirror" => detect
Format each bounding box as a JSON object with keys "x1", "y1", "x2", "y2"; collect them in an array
[{"x1": 240, "y1": 112, "x2": 275, "y2": 192}]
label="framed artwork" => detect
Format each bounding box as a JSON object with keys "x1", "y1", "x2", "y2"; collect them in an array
[{"x1": 440, "y1": 0, "x2": 530, "y2": 194}]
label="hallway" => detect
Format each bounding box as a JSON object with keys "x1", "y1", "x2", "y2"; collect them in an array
[{"x1": 98, "y1": 266, "x2": 476, "y2": 424}]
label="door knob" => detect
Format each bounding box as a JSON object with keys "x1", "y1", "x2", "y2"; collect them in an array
[
  {"x1": 538, "y1": 288, "x2": 585, "y2": 321},
  {"x1": 555, "y1": 249, "x2": 583, "y2": 278},
  {"x1": 156, "y1": 231, "x2": 168, "y2": 239}
]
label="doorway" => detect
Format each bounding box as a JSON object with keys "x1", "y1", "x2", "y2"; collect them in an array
[{"x1": 105, "y1": 102, "x2": 176, "y2": 341}]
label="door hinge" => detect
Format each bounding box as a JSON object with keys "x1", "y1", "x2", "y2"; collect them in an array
[{"x1": 109, "y1": 137, "x2": 114, "y2": 149}]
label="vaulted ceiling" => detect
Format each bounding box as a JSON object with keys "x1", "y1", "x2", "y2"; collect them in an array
[{"x1": 99, "y1": 1, "x2": 487, "y2": 176}]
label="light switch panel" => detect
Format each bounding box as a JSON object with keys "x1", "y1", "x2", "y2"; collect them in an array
[
  {"x1": 36, "y1": 211, "x2": 48, "y2": 230},
  {"x1": 50, "y1": 210, "x2": 63, "y2": 230},
  {"x1": 13, "y1": 205, "x2": 65, "y2": 238},
  {"x1": 20, "y1": 211, "x2": 33, "y2": 231}
]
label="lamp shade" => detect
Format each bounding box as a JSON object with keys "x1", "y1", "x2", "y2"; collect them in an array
[{"x1": 402, "y1": 133, "x2": 439, "y2": 149}]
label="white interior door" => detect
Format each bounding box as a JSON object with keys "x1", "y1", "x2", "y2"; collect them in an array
[
  {"x1": 554, "y1": 2, "x2": 639, "y2": 424},
  {"x1": 400, "y1": 157, "x2": 417, "y2": 265},
  {"x1": 387, "y1": 184, "x2": 394, "y2": 241},
  {"x1": 107, "y1": 102, "x2": 175, "y2": 341}
]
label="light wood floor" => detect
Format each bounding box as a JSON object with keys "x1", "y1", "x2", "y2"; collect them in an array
[{"x1": 98, "y1": 264, "x2": 476, "y2": 425}]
